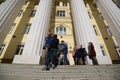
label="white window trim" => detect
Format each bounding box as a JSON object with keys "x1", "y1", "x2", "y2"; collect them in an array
[
  {"x1": 0, "y1": 43, "x2": 6, "y2": 55},
  {"x1": 106, "y1": 26, "x2": 112, "y2": 36},
  {"x1": 15, "y1": 43, "x2": 24, "y2": 55},
  {"x1": 23, "y1": 24, "x2": 31, "y2": 34},
  {"x1": 9, "y1": 23, "x2": 16, "y2": 34},
  {"x1": 115, "y1": 46, "x2": 120, "y2": 57},
  {"x1": 100, "y1": 45, "x2": 106, "y2": 56},
  {"x1": 56, "y1": 27, "x2": 66, "y2": 35}
]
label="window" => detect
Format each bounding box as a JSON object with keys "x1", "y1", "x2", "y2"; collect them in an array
[
  {"x1": 30, "y1": 10, "x2": 36, "y2": 17},
  {"x1": 15, "y1": 44, "x2": 24, "y2": 55},
  {"x1": 93, "y1": 3, "x2": 97, "y2": 8},
  {"x1": 0, "y1": 0, "x2": 6, "y2": 4},
  {"x1": 55, "y1": 2, "x2": 59, "y2": 6},
  {"x1": 85, "y1": 3, "x2": 87, "y2": 7},
  {"x1": 99, "y1": 13, "x2": 104, "y2": 20},
  {"x1": 0, "y1": 43, "x2": 6, "y2": 55},
  {"x1": 56, "y1": 11, "x2": 65, "y2": 17},
  {"x1": 34, "y1": 1, "x2": 39, "y2": 5},
  {"x1": 24, "y1": 0, "x2": 29, "y2": 5},
  {"x1": 23, "y1": 24, "x2": 31, "y2": 34},
  {"x1": 17, "y1": 10, "x2": 23, "y2": 17},
  {"x1": 114, "y1": 46, "x2": 120, "y2": 57},
  {"x1": 56, "y1": 27, "x2": 66, "y2": 35},
  {"x1": 93, "y1": 25, "x2": 98, "y2": 35},
  {"x1": 106, "y1": 26, "x2": 112, "y2": 36},
  {"x1": 88, "y1": 12, "x2": 92, "y2": 19},
  {"x1": 63, "y1": 2, "x2": 67, "y2": 6},
  {"x1": 9, "y1": 23, "x2": 16, "y2": 34},
  {"x1": 100, "y1": 46, "x2": 106, "y2": 56}
]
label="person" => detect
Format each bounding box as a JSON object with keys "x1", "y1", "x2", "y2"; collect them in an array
[
  {"x1": 75, "y1": 45, "x2": 87, "y2": 65},
  {"x1": 88, "y1": 42, "x2": 98, "y2": 65},
  {"x1": 61, "y1": 40, "x2": 69, "y2": 65},
  {"x1": 42, "y1": 34, "x2": 59, "y2": 70},
  {"x1": 42, "y1": 32, "x2": 52, "y2": 66},
  {"x1": 59, "y1": 53, "x2": 64, "y2": 65},
  {"x1": 43, "y1": 31, "x2": 52, "y2": 50},
  {"x1": 51, "y1": 34, "x2": 59, "y2": 68},
  {"x1": 72, "y1": 47, "x2": 77, "y2": 64}
]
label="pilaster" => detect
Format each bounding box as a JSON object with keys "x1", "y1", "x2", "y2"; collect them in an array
[
  {"x1": 0, "y1": 0, "x2": 27, "y2": 44},
  {"x1": 13, "y1": 0, "x2": 52, "y2": 64}
]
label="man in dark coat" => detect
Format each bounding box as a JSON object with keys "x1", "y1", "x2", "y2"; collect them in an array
[
  {"x1": 43, "y1": 34, "x2": 59, "y2": 70},
  {"x1": 75, "y1": 45, "x2": 87, "y2": 65}
]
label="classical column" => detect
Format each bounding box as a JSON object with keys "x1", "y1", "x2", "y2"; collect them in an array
[
  {"x1": 95, "y1": 0, "x2": 120, "y2": 47},
  {"x1": 0, "y1": 0, "x2": 27, "y2": 44},
  {"x1": 70, "y1": 0, "x2": 112, "y2": 64},
  {"x1": 13, "y1": 0, "x2": 52, "y2": 64}
]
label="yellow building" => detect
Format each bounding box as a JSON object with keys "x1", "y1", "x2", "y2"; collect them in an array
[{"x1": 0, "y1": 0, "x2": 120, "y2": 64}]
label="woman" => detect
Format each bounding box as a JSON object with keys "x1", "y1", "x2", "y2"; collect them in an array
[{"x1": 88, "y1": 42, "x2": 98, "y2": 65}]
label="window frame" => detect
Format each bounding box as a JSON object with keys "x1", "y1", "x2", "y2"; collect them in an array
[
  {"x1": 15, "y1": 44, "x2": 24, "y2": 55},
  {"x1": 56, "y1": 10, "x2": 66, "y2": 17},
  {"x1": 55, "y1": 2, "x2": 59, "y2": 6},
  {"x1": 23, "y1": 23, "x2": 31, "y2": 34},
  {"x1": 9, "y1": 23, "x2": 16, "y2": 34},
  {"x1": 100, "y1": 45, "x2": 106, "y2": 56},
  {"x1": 17, "y1": 10, "x2": 23, "y2": 17},
  {"x1": 0, "y1": 43, "x2": 6, "y2": 55},
  {"x1": 115, "y1": 46, "x2": 120, "y2": 57},
  {"x1": 30, "y1": 10, "x2": 36, "y2": 17},
  {"x1": 106, "y1": 26, "x2": 112, "y2": 36},
  {"x1": 93, "y1": 25, "x2": 99, "y2": 35},
  {"x1": 63, "y1": 2, "x2": 67, "y2": 6},
  {"x1": 56, "y1": 27, "x2": 66, "y2": 35}
]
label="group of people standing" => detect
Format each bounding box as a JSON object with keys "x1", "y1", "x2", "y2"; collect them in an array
[
  {"x1": 42, "y1": 32, "x2": 98, "y2": 70},
  {"x1": 73, "y1": 42, "x2": 98, "y2": 65},
  {"x1": 42, "y1": 32, "x2": 69, "y2": 70}
]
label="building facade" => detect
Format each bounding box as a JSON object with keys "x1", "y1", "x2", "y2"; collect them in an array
[{"x1": 0, "y1": 0, "x2": 120, "y2": 64}]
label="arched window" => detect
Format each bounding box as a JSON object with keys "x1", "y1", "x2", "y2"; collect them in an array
[{"x1": 56, "y1": 27, "x2": 66, "y2": 35}]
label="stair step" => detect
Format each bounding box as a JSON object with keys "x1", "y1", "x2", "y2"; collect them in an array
[{"x1": 0, "y1": 64, "x2": 120, "y2": 80}]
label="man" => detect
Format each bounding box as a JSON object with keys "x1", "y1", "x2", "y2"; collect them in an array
[
  {"x1": 61, "y1": 40, "x2": 69, "y2": 65},
  {"x1": 43, "y1": 34, "x2": 59, "y2": 70},
  {"x1": 75, "y1": 45, "x2": 87, "y2": 65}
]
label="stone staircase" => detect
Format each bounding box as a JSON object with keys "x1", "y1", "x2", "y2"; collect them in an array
[{"x1": 0, "y1": 64, "x2": 120, "y2": 80}]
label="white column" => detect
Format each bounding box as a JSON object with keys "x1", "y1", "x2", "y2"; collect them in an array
[
  {"x1": 13, "y1": 0, "x2": 52, "y2": 64},
  {"x1": 0, "y1": 0, "x2": 27, "y2": 44},
  {"x1": 95, "y1": 0, "x2": 120, "y2": 47},
  {"x1": 70, "y1": 0, "x2": 112, "y2": 64}
]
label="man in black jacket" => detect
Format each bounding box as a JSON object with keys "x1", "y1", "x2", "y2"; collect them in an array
[
  {"x1": 75, "y1": 45, "x2": 87, "y2": 65},
  {"x1": 43, "y1": 34, "x2": 59, "y2": 70}
]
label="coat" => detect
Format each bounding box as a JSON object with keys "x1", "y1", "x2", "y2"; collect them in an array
[{"x1": 88, "y1": 45, "x2": 96, "y2": 57}]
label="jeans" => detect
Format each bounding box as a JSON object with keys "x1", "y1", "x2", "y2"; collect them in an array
[
  {"x1": 63, "y1": 50, "x2": 69, "y2": 65},
  {"x1": 45, "y1": 48, "x2": 58, "y2": 67}
]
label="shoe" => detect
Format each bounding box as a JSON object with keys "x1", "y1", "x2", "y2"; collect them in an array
[
  {"x1": 42, "y1": 66, "x2": 50, "y2": 71},
  {"x1": 50, "y1": 64, "x2": 52, "y2": 67},
  {"x1": 52, "y1": 65, "x2": 56, "y2": 69},
  {"x1": 53, "y1": 66, "x2": 55, "y2": 69}
]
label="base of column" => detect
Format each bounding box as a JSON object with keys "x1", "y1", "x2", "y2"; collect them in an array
[
  {"x1": 13, "y1": 55, "x2": 40, "y2": 64},
  {"x1": 67, "y1": 53, "x2": 75, "y2": 65},
  {"x1": 96, "y1": 56, "x2": 112, "y2": 64},
  {"x1": 87, "y1": 55, "x2": 112, "y2": 65}
]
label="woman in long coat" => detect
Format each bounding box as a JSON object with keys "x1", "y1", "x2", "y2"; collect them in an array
[{"x1": 88, "y1": 42, "x2": 98, "y2": 65}]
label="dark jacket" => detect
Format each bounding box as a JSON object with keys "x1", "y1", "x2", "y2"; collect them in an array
[
  {"x1": 88, "y1": 45, "x2": 96, "y2": 57},
  {"x1": 51, "y1": 38, "x2": 59, "y2": 49},
  {"x1": 75, "y1": 48, "x2": 87, "y2": 58}
]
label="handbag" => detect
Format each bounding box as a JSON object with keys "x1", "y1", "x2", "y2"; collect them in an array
[{"x1": 89, "y1": 54, "x2": 92, "y2": 59}]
